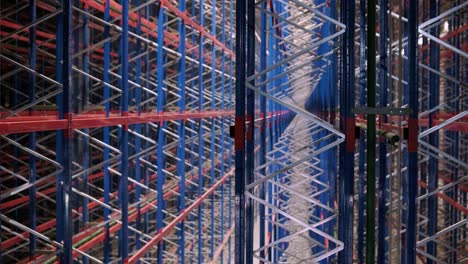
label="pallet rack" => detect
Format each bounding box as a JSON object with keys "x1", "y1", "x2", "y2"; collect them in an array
[
  {"x1": 1, "y1": 0, "x2": 467, "y2": 263},
  {"x1": 0, "y1": 0, "x2": 243, "y2": 263},
  {"x1": 238, "y1": 0, "x2": 467, "y2": 263}
]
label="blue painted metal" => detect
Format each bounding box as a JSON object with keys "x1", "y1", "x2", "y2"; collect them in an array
[
  {"x1": 406, "y1": 0, "x2": 419, "y2": 263},
  {"x1": 70, "y1": 15, "x2": 79, "y2": 238},
  {"x1": 234, "y1": 0, "x2": 247, "y2": 261},
  {"x1": 209, "y1": 0, "x2": 217, "y2": 259},
  {"x1": 187, "y1": 5, "x2": 197, "y2": 261},
  {"x1": 259, "y1": 0, "x2": 268, "y2": 261},
  {"x1": 119, "y1": 0, "x2": 130, "y2": 262},
  {"x1": 338, "y1": 0, "x2": 355, "y2": 263},
  {"x1": 357, "y1": 0, "x2": 367, "y2": 262},
  {"x1": 56, "y1": 0, "x2": 73, "y2": 262},
  {"x1": 246, "y1": 0, "x2": 256, "y2": 261},
  {"x1": 427, "y1": 1, "x2": 440, "y2": 263},
  {"x1": 102, "y1": 0, "x2": 112, "y2": 261},
  {"x1": 81, "y1": 5, "x2": 90, "y2": 263},
  {"x1": 228, "y1": 2, "x2": 235, "y2": 261},
  {"x1": 134, "y1": 0, "x2": 143, "y2": 257},
  {"x1": 5, "y1": 0, "x2": 464, "y2": 262},
  {"x1": 196, "y1": 0, "x2": 206, "y2": 261},
  {"x1": 366, "y1": 0, "x2": 377, "y2": 261},
  {"x1": 28, "y1": 0, "x2": 37, "y2": 258},
  {"x1": 328, "y1": 1, "x2": 338, "y2": 255},
  {"x1": 176, "y1": 0, "x2": 187, "y2": 262},
  {"x1": 267, "y1": 27, "x2": 275, "y2": 262},
  {"x1": 378, "y1": 0, "x2": 389, "y2": 262},
  {"x1": 156, "y1": 7, "x2": 167, "y2": 263}
]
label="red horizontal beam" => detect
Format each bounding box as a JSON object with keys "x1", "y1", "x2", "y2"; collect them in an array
[
  {"x1": 208, "y1": 224, "x2": 235, "y2": 264},
  {"x1": 419, "y1": 24, "x2": 468, "y2": 52},
  {"x1": 128, "y1": 168, "x2": 235, "y2": 263},
  {"x1": 81, "y1": 0, "x2": 231, "y2": 67},
  {"x1": 0, "y1": 172, "x2": 104, "y2": 210},
  {"x1": 160, "y1": 0, "x2": 234, "y2": 57},
  {"x1": 58, "y1": 157, "x2": 229, "y2": 263},
  {"x1": 417, "y1": 118, "x2": 468, "y2": 133},
  {"x1": 419, "y1": 180, "x2": 468, "y2": 216},
  {"x1": 355, "y1": 117, "x2": 468, "y2": 134},
  {"x1": 439, "y1": 174, "x2": 468, "y2": 193},
  {"x1": 0, "y1": 110, "x2": 293, "y2": 135},
  {"x1": 1, "y1": 164, "x2": 174, "y2": 251},
  {"x1": 25, "y1": 150, "x2": 231, "y2": 261},
  {"x1": 1, "y1": 0, "x2": 231, "y2": 74},
  {"x1": 0, "y1": 111, "x2": 234, "y2": 135}
]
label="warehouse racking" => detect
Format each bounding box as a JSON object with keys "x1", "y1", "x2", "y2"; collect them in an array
[{"x1": 0, "y1": 0, "x2": 466, "y2": 263}]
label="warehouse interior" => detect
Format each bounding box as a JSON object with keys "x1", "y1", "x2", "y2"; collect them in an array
[{"x1": 0, "y1": 0, "x2": 466, "y2": 263}]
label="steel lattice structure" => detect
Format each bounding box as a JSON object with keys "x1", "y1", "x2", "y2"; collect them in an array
[
  {"x1": 0, "y1": 0, "x2": 241, "y2": 263},
  {"x1": 238, "y1": 0, "x2": 466, "y2": 263},
  {"x1": 1, "y1": 0, "x2": 467, "y2": 263}
]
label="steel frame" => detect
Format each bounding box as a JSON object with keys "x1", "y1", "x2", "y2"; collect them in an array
[
  {"x1": 241, "y1": 0, "x2": 467, "y2": 263},
  {"x1": 243, "y1": 0, "x2": 345, "y2": 263},
  {"x1": 352, "y1": 0, "x2": 467, "y2": 263},
  {"x1": 1, "y1": 0, "x2": 466, "y2": 263},
  {"x1": 0, "y1": 0, "x2": 240, "y2": 263}
]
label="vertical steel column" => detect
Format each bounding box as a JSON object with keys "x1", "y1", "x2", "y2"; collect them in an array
[
  {"x1": 210, "y1": 0, "x2": 217, "y2": 259},
  {"x1": 259, "y1": 0, "x2": 268, "y2": 261},
  {"x1": 406, "y1": 0, "x2": 419, "y2": 263},
  {"x1": 119, "y1": 0, "x2": 130, "y2": 261},
  {"x1": 427, "y1": 1, "x2": 439, "y2": 262},
  {"x1": 156, "y1": 7, "x2": 166, "y2": 263},
  {"x1": 102, "y1": 0, "x2": 112, "y2": 261},
  {"x1": 357, "y1": 0, "x2": 367, "y2": 262},
  {"x1": 228, "y1": 2, "x2": 235, "y2": 260},
  {"x1": 419, "y1": 0, "x2": 428, "y2": 248},
  {"x1": 219, "y1": 2, "x2": 227, "y2": 260},
  {"x1": 80, "y1": 5, "x2": 90, "y2": 258},
  {"x1": 176, "y1": 0, "x2": 187, "y2": 262},
  {"x1": 235, "y1": 0, "x2": 247, "y2": 262},
  {"x1": 28, "y1": 0, "x2": 37, "y2": 257},
  {"x1": 338, "y1": 0, "x2": 355, "y2": 263},
  {"x1": 134, "y1": 0, "x2": 143, "y2": 254},
  {"x1": 196, "y1": 0, "x2": 205, "y2": 261},
  {"x1": 267, "y1": 37, "x2": 274, "y2": 262},
  {"x1": 245, "y1": 0, "x2": 255, "y2": 262},
  {"x1": 56, "y1": 0, "x2": 73, "y2": 262},
  {"x1": 366, "y1": 0, "x2": 377, "y2": 261},
  {"x1": 227, "y1": 1, "x2": 238, "y2": 263},
  {"x1": 395, "y1": 1, "x2": 405, "y2": 261},
  {"x1": 328, "y1": 0, "x2": 339, "y2": 254},
  {"x1": 71, "y1": 1, "x2": 80, "y2": 238},
  {"x1": 377, "y1": 0, "x2": 389, "y2": 262}
]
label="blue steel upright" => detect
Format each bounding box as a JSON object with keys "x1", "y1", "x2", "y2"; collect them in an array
[
  {"x1": 28, "y1": 0, "x2": 37, "y2": 258},
  {"x1": 378, "y1": 0, "x2": 389, "y2": 262},
  {"x1": 338, "y1": 0, "x2": 355, "y2": 263},
  {"x1": 176, "y1": 0, "x2": 187, "y2": 262},
  {"x1": 427, "y1": 1, "x2": 440, "y2": 263},
  {"x1": 118, "y1": 0, "x2": 130, "y2": 262},
  {"x1": 406, "y1": 0, "x2": 419, "y2": 263},
  {"x1": 234, "y1": 0, "x2": 247, "y2": 262},
  {"x1": 245, "y1": 0, "x2": 256, "y2": 262},
  {"x1": 56, "y1": 0, "x2": 73, "y2": 262}
]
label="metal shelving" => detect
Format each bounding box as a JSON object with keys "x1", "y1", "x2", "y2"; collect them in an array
[
  {"x1": 0, "y1": 0, "x2": 240, "y2": 262},
  {"x1": 0, "y1": 0, "x2": 466, "y2": 263}
]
